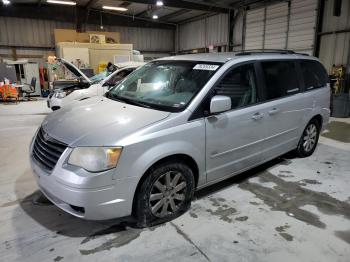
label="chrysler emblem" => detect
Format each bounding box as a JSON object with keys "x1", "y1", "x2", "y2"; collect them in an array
[{"x1": 42, "y1": 130, "x2": 50, "y2": 141}]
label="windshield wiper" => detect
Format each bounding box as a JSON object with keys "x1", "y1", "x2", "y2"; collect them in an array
[
  {"x1": 105, "y1": 92, "x2": 125, "y2": 103},
  {"x1": 106, "y1": 93, "x2": 151, "y2": 108},
  {"x1": 120, "y1": 97, "x2": 151, "y2": 108}
]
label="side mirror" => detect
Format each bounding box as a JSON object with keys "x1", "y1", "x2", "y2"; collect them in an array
[{"x1": 210, "y1": 95, "x2": 231, "y2": 114}]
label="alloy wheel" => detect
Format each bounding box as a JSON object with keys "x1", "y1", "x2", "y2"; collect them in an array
[
  {"x1": 149, "y1": 171, "x2": 187, "y2": 218},
  {"x1": 303, "y1": 123, "x2": 317, "y2": 152}
]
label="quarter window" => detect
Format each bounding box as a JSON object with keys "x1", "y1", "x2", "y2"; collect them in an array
[
  {"x1": 261, "y1": 61, "x2": 299, "y2": 100},
  {"x1": 214, "y1": 64, "x2": 257, "y2": 109},
  {"x1": 300, "y1": 60, "x2": 328, "y2": 90}
]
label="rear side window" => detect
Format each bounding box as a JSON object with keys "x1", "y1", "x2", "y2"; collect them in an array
[
  {"x1": 261, "y1": 61, "x2": 299, "y2": 100},
  {"x1": 300, "y1": 60, "x2": 328, "y2": 90}
]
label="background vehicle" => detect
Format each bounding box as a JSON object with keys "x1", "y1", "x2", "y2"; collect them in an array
[
  {"x1": 30, "y1": 52, "x2": 330, "y2": 227},
  {"x1": 48, "y1": 63, "x2": 144, "y2": 110}
]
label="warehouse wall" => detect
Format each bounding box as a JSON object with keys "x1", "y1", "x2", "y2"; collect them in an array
[
  {"x1": 178, "y1": 13, "x2": 229, "y2": 52},
  {"x1": 318, "y1": 0, "x2": 350, "y2": 72},
  {"x1": 232, "y1": 11, "x2": 244, "y2": 51},
  {"x1": 0, "y1": 16, "x2": 174, "y2": 61},
  {"x1": 243, "y1": 0, "x2": 318, "y2": 54}
]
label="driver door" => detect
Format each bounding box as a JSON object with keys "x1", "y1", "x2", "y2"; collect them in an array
[{"x1": 205, "y1": 63, "x2": 267, "y2": 182}]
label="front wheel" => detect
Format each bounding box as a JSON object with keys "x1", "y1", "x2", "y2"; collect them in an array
[
  {"x1": 134, "y1": 161, "x2": 195, "y2": 227},
  {"x1": 296, "y1": 119, "x2": 320, "y2": 157}
]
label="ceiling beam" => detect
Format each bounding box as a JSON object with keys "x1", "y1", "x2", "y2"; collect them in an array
[
  {"x1": 122, "y1": 0, "x2": 228, "y2": 13},
  {"x1": 182, "y1": 0, "x2": 236, "y2": 9},
  {"x1": 159, "y1": 9, "x2": 191, "y2": 21},
  {"x1": 0, "y1": 4, "x2": 175, "y2": 29},
  {"x1": 84, "y1": 0, "x2": 99, "y2": 8},
  {"x1": 135, "y1": 6, "x2": 151, "y2": 17}
]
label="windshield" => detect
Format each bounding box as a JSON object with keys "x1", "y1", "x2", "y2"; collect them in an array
[
  {"x1": 90, "y1": 70, "x2": 109, "y2": 84},
  {"x1": 107, "y1": 60, "x2": 222, "y2": 112}
]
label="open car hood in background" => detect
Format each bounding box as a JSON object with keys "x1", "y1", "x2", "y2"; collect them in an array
[{"x1": 57, "y1": 58, "x2": 92, "y2": 84}]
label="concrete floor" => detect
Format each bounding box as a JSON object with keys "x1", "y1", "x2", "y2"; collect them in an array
[{"x1": 1, "y1": 100, "x2": 350, "y2": 262}]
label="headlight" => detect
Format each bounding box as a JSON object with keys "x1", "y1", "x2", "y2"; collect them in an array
[
  {"x1": 54, "y1": 91, "x2": 66, "y2": 98},
  {"x1": 68, "y1": 147, "x2": 122, "y2": 172}
]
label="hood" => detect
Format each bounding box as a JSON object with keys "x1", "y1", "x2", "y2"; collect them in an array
[
  {"x1": 58, "y1": 58, "x2": 91, "y2": 84},
  {"x1": 42, "y1": 97, "x2": 170, "y2": 146}
]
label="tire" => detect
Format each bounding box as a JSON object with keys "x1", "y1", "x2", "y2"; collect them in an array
[
  {"x1": 134, "y1": 161, "x2": 195, "y2": 227},
  {"x1": 296, "y1": 119, "x2": 320, "y2": 157}
]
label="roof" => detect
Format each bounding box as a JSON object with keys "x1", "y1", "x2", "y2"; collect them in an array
[
  {"x1": 7, "y1": 0, "x2": 230, "y2": 27},
  {"x1": 156, "y1": 52, "x2": 319, "y2": 63}
]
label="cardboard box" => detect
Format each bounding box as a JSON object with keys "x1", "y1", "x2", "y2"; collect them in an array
[
  {"x1": 90, "y1": 34, "x2": 106, "y2": 44},
  {"x1": 54, "y1": 29, "x2": 120, "y2": 44}
]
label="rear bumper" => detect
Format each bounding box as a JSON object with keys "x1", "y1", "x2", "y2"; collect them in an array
[{"x1": 29, "y1": 147, "x2": 138, "y2": 220}]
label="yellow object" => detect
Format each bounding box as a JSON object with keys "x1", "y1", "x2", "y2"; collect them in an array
[
  {"x1": 106, "y1": 148, "x2": 122, "y2": 168},
  {"x1": 98, "y1": 62, "x2": 108, "y2": 73},
  {"x1": 331, "y1": 64, "x2": 345, "y2": 94}
]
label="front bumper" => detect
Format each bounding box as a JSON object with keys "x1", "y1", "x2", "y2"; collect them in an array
[
  {"x1": 47, "y1": 96, "x2": 62, "y2": 110},
  {"x1": 29, "y1": 145, "x2": 138, "y2": 220}
]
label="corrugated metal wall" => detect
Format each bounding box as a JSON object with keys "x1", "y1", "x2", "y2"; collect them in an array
[
  {"x1": 232, "y1": 11, "x2": 244, "y2": 51},
  {"x1": 0, "y1": 16, "x2": 174, "y2": 53},
  {"x1": 265, "y1": 3, "x2": 288, "y2": 49},
  {"x1": 287, "y1": 0, "x2": 318, "y2": 53},
  {"x1": 0, "y1": 16, "x2": 74, "y2": 48},
  {"x1": 318, "y1": 0, "x2": 350, "y2": 72},
  {"x1": 178, "y1": 13, "x2": 229, "y2": 51},
  {"x1": 244, "y1": 8, "x2": 265, "y2": 49},
  {"x1": 243, "y1": 0, "x2": 318, "y2": 54},
  {"x1": 86, "y1": 24, "x2": 174, "y2": 52}
]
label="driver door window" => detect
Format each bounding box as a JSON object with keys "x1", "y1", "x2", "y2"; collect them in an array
[{"x1": 214, "y1": 64, "x2": 257, "y2": 110}]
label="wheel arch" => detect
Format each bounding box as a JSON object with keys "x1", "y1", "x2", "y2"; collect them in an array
[{"x1": 310, "y1": 114, "x2": 323, "y2": 128}]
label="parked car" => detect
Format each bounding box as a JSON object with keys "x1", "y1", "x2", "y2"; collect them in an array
[
  {"x1": 30, "y1": 51, "x2": 330, "y2": 227},
  {"x1": 48, "y1": 59, "x2": 145, "y2": 110}
]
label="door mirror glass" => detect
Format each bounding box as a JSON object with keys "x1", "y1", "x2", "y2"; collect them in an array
[{"x1": 210, "y1": 95, "x2": 231, "y2": 114}]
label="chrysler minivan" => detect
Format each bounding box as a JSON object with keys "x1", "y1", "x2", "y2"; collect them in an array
[{"x1": 30, "y1": 51, "x2": 330, "y2": 227}]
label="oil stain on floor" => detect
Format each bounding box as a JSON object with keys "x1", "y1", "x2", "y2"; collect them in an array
[
  {"x1": 275, "y1": 224, "x2": 293, "y2": 241},
  {"x1": 79, "y1": 225, "x2": 143, "y2": 255},
  {"x1": 322, "y1": 121, "x2": 350, "y2": 143},
  {"x1": 205, "y1": 197, "x2": 238, "y2": 223},
  {"x1": 334, "y1": 230, "x2": 350, "y2": 244},
  {"x1": 239, "y1": 171, "x2": 350, "y2": 233}
]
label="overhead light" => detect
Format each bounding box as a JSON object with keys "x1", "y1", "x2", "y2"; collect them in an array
[
  {"x1": 2, "y1": 0, "x2": 11, "y2": 5},
  {"x1": 100, "y1": 13, "x2": 104, "y2": 30},
  {"x1": 47, "y1": 0, "x2": 76, "y2": 5},
  {"x1": 103, "y1": 6, "x2": 128, "y2": 11},
  {"x1": 152, "y1": 14, "x2": 159, "y2": 19},
  {"x1": 156, "y1": 1, "x2": 163, "y2": 6}
]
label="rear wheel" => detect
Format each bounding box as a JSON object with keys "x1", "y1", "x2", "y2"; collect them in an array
[
  {"x1": 296, "y1": 119, "x2": 320, "y2": 157},
  {"x1": 134, "y1": 161, "x2": 195, "y2": 227}
]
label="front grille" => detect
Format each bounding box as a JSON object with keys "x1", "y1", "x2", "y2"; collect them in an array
[{"x1": 32, "y1": 128, "x2": 67, "y2": 172}]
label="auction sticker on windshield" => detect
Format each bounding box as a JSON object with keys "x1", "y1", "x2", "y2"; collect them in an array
[{"x1": 193, "y1": 64, "x2": 219, "y2": 71}]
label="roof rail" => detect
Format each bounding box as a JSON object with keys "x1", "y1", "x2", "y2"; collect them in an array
[{"x1": 235, "y1": 49, "x2": 296, "y2": 56}]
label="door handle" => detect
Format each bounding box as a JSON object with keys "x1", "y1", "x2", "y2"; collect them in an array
[
  {"x1": 268, "y1": 108, "x2": 280, "y2": 115},
  {"x1": 251, "y1": 112, "x2": 264, "y2": 120}
]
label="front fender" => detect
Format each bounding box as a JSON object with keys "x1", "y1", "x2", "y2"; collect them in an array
[{"x1": 114, "y1": 119, "x2": 206, "y2": 187}]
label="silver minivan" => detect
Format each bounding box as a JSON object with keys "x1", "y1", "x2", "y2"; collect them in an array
[{"x1": 30, "y1": 51, "x2": 330, "y2": 226}]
